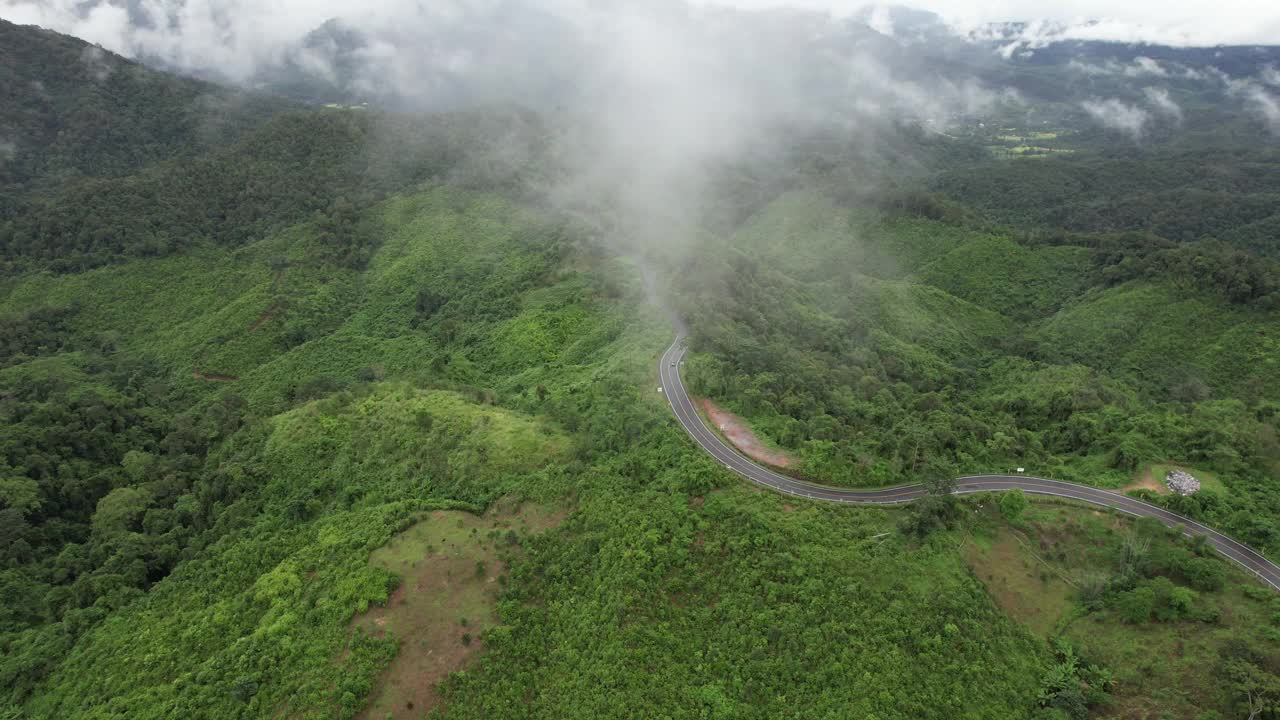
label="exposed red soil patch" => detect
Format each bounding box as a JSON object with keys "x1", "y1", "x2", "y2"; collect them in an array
[
  {"x1": 1121, "y1": 465, "x2": 1170, "y2": 495},
  {"x1": 699, "y1": 398, "x2": 795, "y2": 469},
  {"x1": 192, "y1": 370, "x2": 238, "y2": 382},
  {"x1": 1121, "y1": 475, "x2": 1168, "y2": 495}
]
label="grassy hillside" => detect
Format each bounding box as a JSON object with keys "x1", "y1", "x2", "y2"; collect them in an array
[
  {"x1": 18, "y1": 384, "x2": 568, "y2": 719},
  {"x1": 10, "y1": 176, "x2": 1267, "y2": 719},
  {"x1": 674, "y1": 185, "x2": 1280, "y2": 720},
  {"x1": 1033, "y1": 282, "x2": 1280, "y2": 400},
  {"x1": 443, "y1": 486, "x2": 1049, "y2": 720},
  {"x1": 964, "y1": 500, "x2": 1280, "y2": 719},
  {"x1": 1, "y1": 127, "x2": 1275, "y2": 720},
  {"x1": 917, "y1": 235, "x2": 1092, "y2": 320}
]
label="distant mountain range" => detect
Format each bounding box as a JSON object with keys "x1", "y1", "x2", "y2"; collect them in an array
[
  {"x1": 5, "y1": 2, "x2": 1280, "y2": 137},
  {"x1": 242, "y1": 7, "x2": 1280, "y2": 117}
]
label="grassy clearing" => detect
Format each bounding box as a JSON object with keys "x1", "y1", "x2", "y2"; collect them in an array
[
  {"x1": 1130, "y1": 463, "x2": 1229, "y2": 495},
  {"x1": 262, "y1": 384, "x2": 573, "y2": 511},
  {"x1": 963, "y1": 525, "x2": 1075, "y2": 637},
  {"x1": 963, "y1": 499, "x2": 1280, "y2": 719},
  {"x1": 353, "y1": 501, "x2": 566, "y2": 719}
]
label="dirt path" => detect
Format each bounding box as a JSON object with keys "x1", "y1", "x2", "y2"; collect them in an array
[
  {"x1": 248, "y1": 300, "x2": 284, "y2": 332},
  {"x1": 699, "y1": 398, "x2": 795, "y2": 469},
  {"x1": 192, "y1": 370, "x2": 239, "y2": 382}
]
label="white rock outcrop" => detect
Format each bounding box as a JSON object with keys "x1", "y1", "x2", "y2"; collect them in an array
[{"x1": 1165, "y1": 469, "x2": 1201, "y2": 496}]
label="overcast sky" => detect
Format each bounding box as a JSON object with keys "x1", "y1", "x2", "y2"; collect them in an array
[{"x1": 2, "y1": 0, "x2": 1279, "y2": 62}]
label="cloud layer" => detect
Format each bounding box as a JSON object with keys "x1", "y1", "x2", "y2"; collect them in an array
[
  {"x1": 6, "y1": 0, "x2": 1280, "y2": 82},
  {"x1": 723, "y1": 1, "x2": 1280, "y2": 46},
  {"x1": 1081, "y1": 98, "x2": 1150, "y2": 139}
]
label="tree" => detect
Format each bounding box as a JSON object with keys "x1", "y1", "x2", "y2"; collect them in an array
[
  {"x1": 900, "y1": 473, "x2": 961, "y2": 538},
  {"x1": 91, "y1": 487, "x2": 151, "y2": 537},
  {"x1": 1182, "y1": 557, "x2": 1227, "y2": 592},
  {"x1": 924, "y1": 474, "x2": 957, "y2": 497},
  {"x1": 999, "y1": 488, "x2": 1028, "y2": 522},
  {"x1": 0, "y1": 476, "x2": 41, "y2": 517},
  {"x1": 120, "y1": 450, "x2": 154, "y2": 483},
  {"x1": 1225, "y1": 658, "x2": 1280, "y2": 720},
  {"x1": 1116, "y1": 584, "x2": 1156, "y2": 623}
]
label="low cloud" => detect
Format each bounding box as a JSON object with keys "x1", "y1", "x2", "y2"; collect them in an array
[
  {"x1": 1128, "y1": 56, "x2": 1168, "y2": 77},
  {"x1": 1199, "y1": 67, "x2": 1280, "y2": 134},
  {"x1": 1067, "y1": 56, "x2": 1172, "y2": 78},
  {"x1": 865, "y1": 4, "x2": 895, "y2": 37},
  {"x1": 1242, "y1": 85, "x2": 1280, "y2": 133},
  {"x1": 1143, "y1": 87, "x2": 1182, "y2": 122},
  {"x1": 1, "y1": 0, "x2": 355, "y2": 81},
  {"x1": 1081, "y1": 98, "x2": 1150, "y2": 139},
  {"x1": 80, "y1": 44, "x2": 114, "y2": 81}
]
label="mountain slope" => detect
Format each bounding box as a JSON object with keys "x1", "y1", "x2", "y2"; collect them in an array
[{"x1": 0, "y1": 19, "x2": 289, "y2": 193}]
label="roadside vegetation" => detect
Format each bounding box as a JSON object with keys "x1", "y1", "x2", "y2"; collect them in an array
[{"x1": 675, "y1": 189, "x2": 1280, "y2": 560}]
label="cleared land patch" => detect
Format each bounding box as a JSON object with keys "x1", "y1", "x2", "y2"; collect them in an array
[
  {"x1": 352, "y1": 501, "x2": 566, "y2": 719},
  {"x1": 1126, "y1": 462, "x2": 1228, "y2": 496},
  {"x1": 698, "y1": 397, "x2": 796, "y2": 468}
]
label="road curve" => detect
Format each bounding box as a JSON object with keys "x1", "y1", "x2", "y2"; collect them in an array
[{"x1": 659, "y1": 333, "x2": 1280, "y2": 592}]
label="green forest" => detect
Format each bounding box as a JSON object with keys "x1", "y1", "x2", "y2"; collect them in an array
[{"x1": 2, "y1": 17, "x2": 1280, "y2": 720}]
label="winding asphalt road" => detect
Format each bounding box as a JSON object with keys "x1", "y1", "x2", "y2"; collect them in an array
[{"x1": 659, "y1": 333, "x2": 1280, "y2": 592}]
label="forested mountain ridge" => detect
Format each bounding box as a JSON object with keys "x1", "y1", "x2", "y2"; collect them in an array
[
  {"x1": 931, "y1": 148, "x2": 1280, "y2": 264},
  {"x1": 0, "y1": 106, "x2": 549, "y2": 272},
  {"x1": 0, "y1": 21, "x2": 552, "y2": 273},
  {"x1": 0, "y1": 19, "x2": 290, "y2": 194}
]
